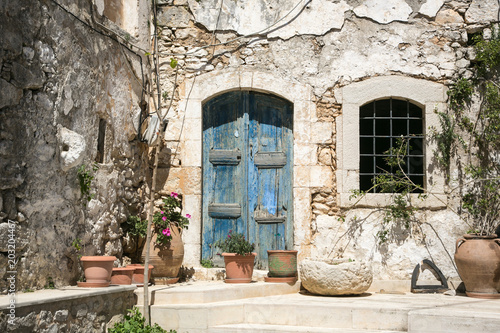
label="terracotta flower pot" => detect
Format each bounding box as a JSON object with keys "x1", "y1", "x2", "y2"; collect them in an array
[
  {"x1": 127, "y1": 264, "x2": 154, "y2": 285},
  {"x1": 267, "y1": 250, "x2": 298, "y2": 278},
  {"x1": 455, "y1": 234, "x2": 500, "y2": 298},
  {"x1": 79, "y1": 256, "x2": 116, "y2": 287},
  {"x1": 222, "y1": 252, "x2": 256, "y2": 283},
  {"x1": 110, "y1": 267, "x2": 135, "y2": 285}
]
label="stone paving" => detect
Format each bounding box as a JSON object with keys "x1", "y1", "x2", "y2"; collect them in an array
[
  {"x1": 135, "y1": 281, "x2": 500, "y2": 333},
  {"x1": 2, "y1": 281, "x2": 500, "y2": 332}
]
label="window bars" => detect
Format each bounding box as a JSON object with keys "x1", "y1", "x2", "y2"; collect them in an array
[{"x1": 359, "y1": 98, "x2": 425, "y2": 193}]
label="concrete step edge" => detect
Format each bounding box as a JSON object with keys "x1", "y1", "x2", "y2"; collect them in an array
[
  {"x1": 136, "y1": 281, "x2": 301, "y2": 305},
  {"x1": 209, "y1": 323, "x2": 406, "y2": 333}
]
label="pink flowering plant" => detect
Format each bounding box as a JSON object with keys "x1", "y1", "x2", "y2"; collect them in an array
[
  {"x1": 214, "y1": 230, "x2": 255, "y2": 256},
  {"x1": 153, "y1": 192, "x2": 190, "y2": 246}
]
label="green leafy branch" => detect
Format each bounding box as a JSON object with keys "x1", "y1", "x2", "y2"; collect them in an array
[{"x1": 123, "y1": 216, "x2": 148, "y2": 238}]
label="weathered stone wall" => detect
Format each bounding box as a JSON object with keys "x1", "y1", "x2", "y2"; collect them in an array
[
  {"x1": 2, "y1": 0, "x2": 497, "y2": 289},
  {"x1": 154, "y1": 0, "x2": 499, "y2": 282},
  {"x1": 0, "y1": 0, "x2": 150, "y2": 291},
  {"x1": 0, "y1": 287, "x2": 136, "y2": 332}
]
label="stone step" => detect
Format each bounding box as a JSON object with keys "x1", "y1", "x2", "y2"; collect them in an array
[
  {"x1": 135, "y1": 281, "x2": 300, "y2": 305},
  {"x1": 209, "y1": 323, "x2": 406, "y2": 332},
  {"x1": 408, "y1": 307, "x2": 500, "y2": 333},
  {"x1": 137, "y1": 282, "x2": 500, "y2": 333},
  {"x1": 147, "y1": 294, "x2": 412, "y2": 332}
]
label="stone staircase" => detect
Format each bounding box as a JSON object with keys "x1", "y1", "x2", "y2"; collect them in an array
[{"x1": 135, "y1": 281, "x2": 500, "y2": 333}]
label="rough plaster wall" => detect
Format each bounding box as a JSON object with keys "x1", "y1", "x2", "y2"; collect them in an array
[
  {"x1": 0, "y1": 0, "x2": 149, "y2": 291},
  {"x1": 154, "y1": 0, "x2": 500, "y2": 281}
]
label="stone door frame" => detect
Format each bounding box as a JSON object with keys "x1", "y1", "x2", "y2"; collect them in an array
[{"x1": 177, "y1": 70, "x2": 322, "y2": 267}]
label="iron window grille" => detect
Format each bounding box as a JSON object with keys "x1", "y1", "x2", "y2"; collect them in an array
[{"x1": 359, "y1": 98, "x2": 424, "y2": 193}]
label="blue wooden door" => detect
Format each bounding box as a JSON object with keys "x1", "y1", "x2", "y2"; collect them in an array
[{"x1": 202, "y1": 91, "x2": 293, "y2": 269}]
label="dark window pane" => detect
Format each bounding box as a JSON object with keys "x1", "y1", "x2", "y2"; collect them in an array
[
  {"x1": 360, "y1": 137, "x2": 373, "y2": 154},
  {"x1": 375, "y1": 119, "x2": 390, "y2": 136},
  {"x1": 392, "y1": 99, "x2": 408, "y2": 117},
  {"x1": 409, "y1": 176, "x2": 424, "y2": 192},
  {"x1": 360, "y1": 103, "x2": 373, "y2": 118},
  {"x1": 409, "y1": 138, "x2": 424, "y2": 156},
  {"x1": 360, "y1": 118, "x2": 373, "y2": 135},
  {"x1": 375, "y1": 137, "x2": 390, "y2": 155},
  {"x1": 360, "y1": 156, "x2": 374, "y2": 174},
  {"x1": 376, "y1": 156, "x2": 391, "y2": 174},
  {"x1": 360, "y1": 175, "x2": 374, "y2": 192},
  {"x1": 375, "y1": 99, "x2": 390, "y2": 117},
  {"x1": 409, "y1": 102, "x2": 422, "y2": 118},
  {"x1": 392, "y1": 119, "x2": 408, "y2": 136},
  {"x1": 410, "y1": 119, "x2": 423, "y2": 135},
  {"x1": 409, "y1": 157, "x2": 424, "y2": 174}
]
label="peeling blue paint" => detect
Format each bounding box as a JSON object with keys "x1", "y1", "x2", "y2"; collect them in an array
[{"x1": 202, "y1": 91, "x2": 293, "y2": 269}]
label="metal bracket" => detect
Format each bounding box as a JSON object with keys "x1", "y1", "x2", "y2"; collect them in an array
[
  {"x1": 208, "y1": 203, "x2": 241, "y2": 219},
  {"x1": 209, "y1": 149, "x2": 241, "y2": 165},
  {"x1": 254, "y1": 206, "x2": 286, "y2": 224},
  {"x1": 254, "y1": 152, "x2": 286, "y2": 169},
  {"x1": 411, "y1": 259, "x2": 449, "y2": 293}
]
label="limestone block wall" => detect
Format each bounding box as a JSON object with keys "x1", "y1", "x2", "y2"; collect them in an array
[
  {"x1": 155, "y1": 0, "x2": 500, "y2": 282},
  {"x1": 0, "y1": 0, "x2": 151, "y2": 291}
]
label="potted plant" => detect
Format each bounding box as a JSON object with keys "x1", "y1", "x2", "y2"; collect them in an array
[
  {"x1": 141, "y1": 192, "x2": 190, "y2": 284},
  {"x1": 72, "y1": 238, "x2": 116, "y2": 287},
  {"x1": 266, "y1": 249, "x2": 298, "y2": 283},
  {"x1": 214, "y1": 230, "x2": 256, "y2": 283},
  {"x1": 440, "y1": 25, "x2": 500, "y2": 298}
]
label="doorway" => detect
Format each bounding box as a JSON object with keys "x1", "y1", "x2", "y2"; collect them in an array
[{"x1": 201, "y1": 91, "x2": 294, "y2": 269}]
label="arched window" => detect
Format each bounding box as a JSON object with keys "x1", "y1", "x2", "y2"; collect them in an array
[
  {"x1": 359, "y1": 98, "x2": 424, "y2": 193},
  {"x1": 338, "y1": 76, "x2": 446, "y2": 207}
]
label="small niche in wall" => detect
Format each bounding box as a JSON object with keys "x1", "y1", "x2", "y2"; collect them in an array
[
  {"x1": 103, "y1": 0, "x2": 124, "y2": 27},
  {"x1": 95, "y1": 118, "x2": 106, "y2": 164},
  {"x1": 101, "y1": 0, "x2": 138, "y2": 37}
]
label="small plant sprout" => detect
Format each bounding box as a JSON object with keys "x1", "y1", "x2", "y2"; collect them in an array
[
  {"x1": 170, "y1": 58, "x2": 178, "y2": 69},
  {"x1": 77, "y1": 163, "x2": 99, "y2": 204},
  {"x1": 72, "y1": 238, "x2": 82, "y2": 258}
]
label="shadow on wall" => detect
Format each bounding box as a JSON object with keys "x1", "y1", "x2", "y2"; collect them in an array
[{"x1": 179, "y1": 266, "x2": 226, "y2": 282}]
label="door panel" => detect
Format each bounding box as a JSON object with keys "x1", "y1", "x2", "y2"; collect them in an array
[
  {"x1": 202, "y1": 91, "x2": 293, "y2": 269},
  {"x1": 202, "y1": 92, "x2": 247, "y2": 266},
  {"x1": 248, "y1": 93, "x2": 293, "y2": 269}
]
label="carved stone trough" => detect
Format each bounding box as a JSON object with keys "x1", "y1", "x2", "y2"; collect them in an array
[{"x1": 299, "y1": 258, "x2": 373, "y2": 296}]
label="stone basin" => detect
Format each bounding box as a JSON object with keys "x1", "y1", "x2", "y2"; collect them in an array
[{"x1": 299, "y1": 258, "x2": 373, "y2": 296}]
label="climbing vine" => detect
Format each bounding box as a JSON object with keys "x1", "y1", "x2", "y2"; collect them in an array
[
  {"x1": 348, "y1": 137, "x2": 425, "y2": 244},
  {"x1": 433, "y1": 24, "x2": 500, "y2": 235},
  {"x1": 341, "y1": 25, "x2": 500, "y2": 245}
]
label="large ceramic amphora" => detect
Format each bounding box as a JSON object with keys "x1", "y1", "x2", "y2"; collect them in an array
[
  {"x1": 141, "y1": 226, "x2": 184, "y2": 282},
  {"x1": 454, "y1": 234, "x2": 500, "y2": 298}
]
